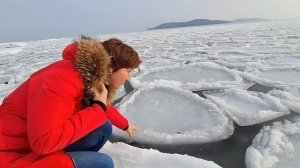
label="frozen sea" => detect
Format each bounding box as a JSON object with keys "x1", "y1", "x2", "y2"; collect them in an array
[{"x1": 1, "y1": 19, "x2": 300, "y2": 168}]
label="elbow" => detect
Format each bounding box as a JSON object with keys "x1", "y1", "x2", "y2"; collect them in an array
[
  {"x1": 31, "y1": 146, "x2": 53, "y2": 155},
  {"x1": 30, "y1": 137, "x2": 59, "y2": 155},
  {"x1": 31, "y1": 143, "x2": 55, "y2": 155}
]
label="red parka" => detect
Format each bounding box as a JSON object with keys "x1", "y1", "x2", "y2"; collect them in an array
[{"x1": 0, "y1": 40, "x2": 128, "y2": 168}]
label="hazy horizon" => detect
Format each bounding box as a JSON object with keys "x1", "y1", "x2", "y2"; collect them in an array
[{"x1": 1, "y1": 0, "x2": 300, "y2": 43}]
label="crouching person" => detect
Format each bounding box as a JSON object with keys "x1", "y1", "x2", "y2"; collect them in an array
[{"x1": 0, "y1": 36, "x2": 142, "y2": 168}]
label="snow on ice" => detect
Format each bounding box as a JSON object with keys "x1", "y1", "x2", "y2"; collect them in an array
[
  {"x1": 132, "y1": 62, "x2": 243, "y2": 91},
  {"x1": 102, "y1": 142, "x2": 222, "y2": 168},
  {"x1": 246, "y1": 120, "x2": 300, "y2": 168},
  {"x1": 1, "y1": 19, "x2": 300, "y2": 167},
  {"x1": 204, "y1": 88, "x2": 290, "y2": 126},
  {"x1": 113, "y1": 85, "x2": 233, "y2": 144},
  {"x1": 241, "y1": 67, "x2": 300, "y2": 89},
  {"x1": 269, "y1": 89, "x2": 300, "y2": 114}
]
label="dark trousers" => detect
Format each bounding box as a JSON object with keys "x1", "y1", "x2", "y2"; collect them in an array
[{"x1": 64, "y1": 120, "x2": 113, "y2": 168}]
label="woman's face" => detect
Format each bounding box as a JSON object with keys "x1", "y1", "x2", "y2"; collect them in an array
[{"x1": 107, "y1": 68, "x2": 133, "y2": 89}]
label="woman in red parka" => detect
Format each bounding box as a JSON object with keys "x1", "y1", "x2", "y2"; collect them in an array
[{"x1": 0, "y1": 36, "x2": 142, "y2": 168}]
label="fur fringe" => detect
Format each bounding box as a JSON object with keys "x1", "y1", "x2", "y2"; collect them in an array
[{"x1": 75, "y1": 38, "x2": 111, "y2": 106}]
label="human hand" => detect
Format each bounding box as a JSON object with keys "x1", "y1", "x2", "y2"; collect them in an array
[
  {"x1": 126, "y1": 124, "x2": 139, "y2": 138},
  {"x1": 92, "y1": 82, "x2": 108, "y2": 105}
]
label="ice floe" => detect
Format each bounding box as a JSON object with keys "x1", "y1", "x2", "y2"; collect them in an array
[
  {"x1": 205, "y1": 88, "x2": 290, "y2": 126},
  {"x1": 0, "y1": 42, "x2": 27, "y2": 57},
  {"x1": 264, "y1": 56, "x2": 300, "y2": 67},
  {"x1": 241, "y1": 67, "x2": 300, "y2": 89},
  {"x1": 138, "y1": 58, "x2": 181, "y2": 72},
  {"x1": 246, "y1": 120, "x2": 300, "y2": 168},
  {"x1": 102, "y1": 142, "x2": 222, "y2": 168},
  {"x1": 132, "y1": 62, "x2": 243, "y2": 91},
  {"x1": 268, "y1": 89, "x2": 300, "y2": 113},
  {"x1": 0, "y1": 84, "x2": 19, "y2": 103},
  {"x1": 113, "y1": 85, "x2": 234, "y2": 144},
  {"x1": 1, "y1": 19, "x2": 300, "y2": 168}
]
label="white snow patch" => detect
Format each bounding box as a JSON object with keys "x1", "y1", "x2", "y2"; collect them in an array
[
  {"x1": 102, "y1": 142, "x2": 222, "y2": 168},
  {"x1": 0, "y1": 42, "x2": 27, "y2": 57},
  {"x1": 0, "y1": 84, "x2": 20, "y2": 103},
  {"x1": 246, "y1": 120, "x2": 300, "y2": 168},
  {"x1": 264, "y1": 56, "x2": 300, "y2": 67}
]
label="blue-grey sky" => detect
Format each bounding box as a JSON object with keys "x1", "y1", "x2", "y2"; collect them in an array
[{"x1": 1, "y1": 0, "x2": 299, "y2": 43}]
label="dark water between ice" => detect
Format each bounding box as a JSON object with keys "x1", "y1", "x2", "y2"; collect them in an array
[{"x1": 111, "y1": 82, "x2": 299, "y2": 168}]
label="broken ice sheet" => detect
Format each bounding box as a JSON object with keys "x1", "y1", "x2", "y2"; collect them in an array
[
  {"x1": 246, "y1": 121, "x2": 300, "y2": 168},
  {"x1": 113, "y1": 85, "x2": 233, "y2": 144},
  {"x1": 205, "y1": 88, "x2": 290, "y2": 126},
  {"x1": 241, "y1": 67, "x2": 300, "y2": 89},
  {"x1": 268, "y1": 89, "x2": 300, "y2": 114},
  {"x1": 132, "y1": 62, "x2": 243, "y2": 91}
]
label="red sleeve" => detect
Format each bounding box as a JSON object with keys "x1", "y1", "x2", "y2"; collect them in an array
[
  {"x1": 106, "y1": 105, "x2": 129, "y2": 130},
  {"x1": 27, "y1": 72, "x2": 107, "y2": 155}
]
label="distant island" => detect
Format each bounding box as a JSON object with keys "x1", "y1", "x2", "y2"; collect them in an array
[{"x1": 148, "y1": 18, "x2": 269, "y2": 30}]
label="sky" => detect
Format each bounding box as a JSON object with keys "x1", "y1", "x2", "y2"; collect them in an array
[{"x1": 0, "y1": 0, "x2": 299, "y2": 43}]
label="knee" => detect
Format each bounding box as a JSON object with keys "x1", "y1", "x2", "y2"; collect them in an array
[
  {"x1": 93, "y1": 120, "x2": 112, "y2": 138},
  {"x1": 104, "y1": 120, "x2": 112, "y2": 138},
  {"x1": 67, "y1": 152, "x2": 114, "y2": 168},
  {"x1": 98, "y1": 153, "x2": 114, "y2": 168},
  {"x1": 64, "y1": 120, "x2": 113, "y2": 152}
]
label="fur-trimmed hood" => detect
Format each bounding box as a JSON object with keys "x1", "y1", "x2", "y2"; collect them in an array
[{"x1": 62, "y1": 38, "x2": 110, "y2": 106}]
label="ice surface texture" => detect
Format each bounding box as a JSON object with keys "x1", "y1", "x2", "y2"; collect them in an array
[
  {"x1": 132, "y1": 62, "x2": 243, "y2": 91},
  {"x1": 246, "y1": 121, "x2": 300, "y2": 168},
  {"x1": 1, "y1": 20, "x2": 300, "y2": 167},
  {"x1": 205, "y1": 88, "x2": 290, "y2": 126},
  {"x1": 241, "y1": 67, "x2": 300, "y2": 89},
  {"x1": 102, "y1": 142, "x2": 222, "y2": 168},
  {"x1": 113, "y1": 85, "x2": 234, "y2": 144}
]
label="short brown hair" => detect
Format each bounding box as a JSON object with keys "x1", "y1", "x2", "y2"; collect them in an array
[{"x1": 101, "y1": 38, "x2": 142, "y2": 72}]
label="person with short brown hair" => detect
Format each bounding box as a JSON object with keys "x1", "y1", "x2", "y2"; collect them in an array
[{"x1": 0, "y1": 36, "x2": 142, "y2": 168}]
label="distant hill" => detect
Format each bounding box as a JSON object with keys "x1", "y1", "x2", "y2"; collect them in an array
[
  {"x1": 148, "y1": 19, "x2": 231, "y2": 30},
  {"x1": 148, "y1": 18, "x2": 269, "y2": 30},
  {"x1": 232, "y1": 18, "x2": 269, "y2": 23}
]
